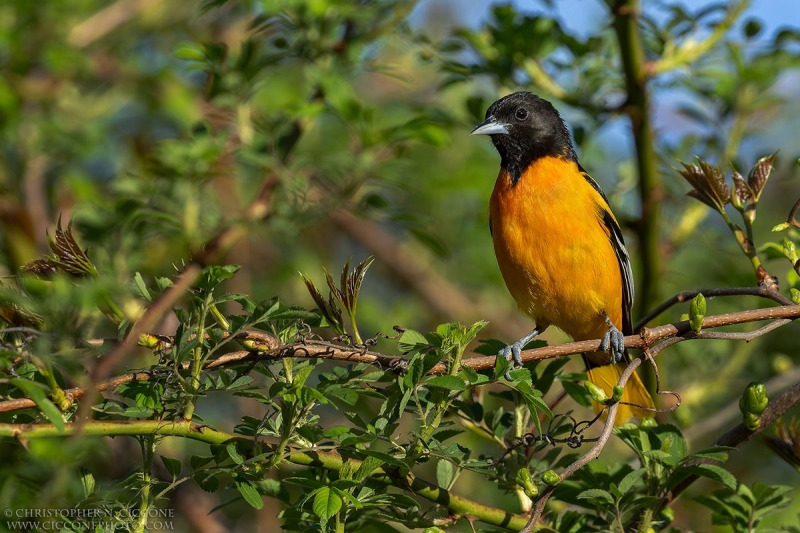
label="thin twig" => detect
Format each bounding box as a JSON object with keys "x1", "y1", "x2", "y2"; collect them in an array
[
  {"x1": 68, "y1": 0, "x2": 164, "y2": 48},
  {"x1": 75, "y1": 172, "x2": 281, "y2": 425},
  {"x1": 0, "y1": 327, "x2": 43, "y2": 336},
  {"x1": 520, "y1": 359, "x2": 641, "y2": 532},
  {"x1": 75, "y1": 265, "x2": 202, "y2": 424},
  {"x1": 635, "y1": 286, "x2": 793, "y2": 330}
]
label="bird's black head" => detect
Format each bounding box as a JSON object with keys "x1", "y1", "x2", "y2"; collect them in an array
[{"x1": 471, "y1": 91, "x2": 576, "y2": 183}]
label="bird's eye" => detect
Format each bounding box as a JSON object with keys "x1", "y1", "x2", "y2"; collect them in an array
[{"x1": 514, "y1": 107, "x2": 528, "y2": 121}]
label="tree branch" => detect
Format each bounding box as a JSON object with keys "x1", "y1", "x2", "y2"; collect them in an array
[
  {"x1": 646, "y1": 0, "x2": 749, "y2": 75},
  {"x1": 0, "y1": 420, "x2": 529, "y2": 531},
  {"x1": 608, "y1": 0, "x2": 662, "y2": 321},
  {"x1": 75, "y1": 266, "x2": 202, "y2": 424},
  {"x1": 684, "y1": 366, "x2": 800, "y2": 443},
  {"x1": 3, "y1": 303, "x2": 798, "y2": 415},
  {"x1": 635, "y1": 286, "x2": 793, "y2": 331},
  {"x1": 76, "y1": 173, "x2": 280, "y2": 424},
  {"x1": 656, "y1": 379, "x2": 800, "y2": 514}
]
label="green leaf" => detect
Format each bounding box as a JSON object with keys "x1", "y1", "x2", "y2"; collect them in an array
[
  {"x1": 190, "y1": 454, "x2": 213, "y2": 469},
  {"x1": 683, "y1": 464, "x2": 737, "y2": 491},
  {"x1": 436, "y1": 459, "x2": 456, "y2": 489},
  {"x1": 507, "y1": 368, "x2": 533, "y2": 383},
  {"x1": 474, "y1": 338, "x2": 508, "y2": 356},
  {"x1": 357, "y1": 449, "x2": 405, "y2": 467},
  {"x1": 194, "y1": 471, "x2": 220, "y2": 493},
  {"x1": 297, "y1": 385, "x2": 330, "y2": 406},
  {"x1": 118, "y1": 406, "x2": 154, "y2": 418},
  {"x1": 174, "y1": 42, "x2": 207, "y2": 62},
  {"x1": 133, "y1": 272, "x2": 152, "y2": 301},
  {"x1": 577, "y1": 488, "x2": 615, "y2": 506},
  {"x1": 752, "y1": 482, "x2": 793, "y2": 514},
  {"x1": 682, "y1": 446, "x2": 734, "y2": 464},
  {"x1": 199, "y1": 265, "x2": 240, "y2": 292},
  {"x1": 509, "y1": 379, "x2": 552, "y2": 428},
  {"x1": 493, "y1": 351, "x2": 510, "y2": 379},
  {"x1": 160, "y1": 456, "x2": 182, "y2": 479},
  {"x1": 354, "y1": 455, "x2": 384, "y2": 483},
  {"x1": 226, "y1": 443, "x2": 244, "y2": 465},
  {"x1": 615, "y1": 424, "x2": 652, "y2": 458},
  {"x1": 433, "y1": 428, "x2": 464, "y2": 442},
  {"x1": 561, "y1": 380, "x2": 592, "y2": 407},
  {"x1": 398, "y1": 329, "x2": 429, "y2": 352},
  {"x1": 403, "y1": 350, "x2": 442, "y2": 389},
  {"x1": 236, "y1": 480, "x2": 264, "y2": 509},
  {"x1": 649, "y1": 424, "x2": 687, "y2": 464},
  {"x1": 80, "y1": 468, "x2": 95, "y2": 497},
  {"x1": 425, "y1": 375, "x2": 467, "y2": 391},
  {"x1": 618, "y1": 468, "x2": 646, "y2": 494},
  {"x1": 313, "y1": 486, "x2": 343, "y2": 522},
  {"x1": 643, "y1": 449, "x2": 677, "y2": 466},
  {"x1": 10, "y1": 378, "x2": 65, "y2": 432},
  {"x1": 250, "y1": 298, "x2": 282, "y2": 324}
]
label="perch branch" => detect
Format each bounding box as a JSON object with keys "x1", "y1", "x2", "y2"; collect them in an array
[{"x1": 2, "y1": 303, "x2": 798, "y2": 415}]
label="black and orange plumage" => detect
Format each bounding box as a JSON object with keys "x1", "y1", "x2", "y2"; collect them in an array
[{"x1": 472, "y1": 91, "x2": 653, "y2": 425}]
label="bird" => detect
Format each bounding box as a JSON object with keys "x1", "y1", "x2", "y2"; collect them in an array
[{"x1": 471, "y1": 91, "x2": 654, "y2": 425}]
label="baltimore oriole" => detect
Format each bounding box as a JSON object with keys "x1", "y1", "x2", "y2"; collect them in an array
[{"x1": 471, "y1": 91, "x2": 654, "y2": 425}]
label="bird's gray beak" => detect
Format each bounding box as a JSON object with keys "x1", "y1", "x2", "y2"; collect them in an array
[{"x1": 471, "y1": 116, "x2": 509, "y2": 136}]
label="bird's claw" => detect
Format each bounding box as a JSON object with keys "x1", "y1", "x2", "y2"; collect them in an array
[
  {"x1": 600, "y1": 322, "x2": 625, "y2": 363},
  {"x1": 499, "y1": 341, "x2": 525, "y2": 368},
  {"x1": 497, "y1": 328, "x2": 539, "y2": 380}
]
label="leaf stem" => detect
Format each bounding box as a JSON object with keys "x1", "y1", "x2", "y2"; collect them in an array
[
  {"x1": 134, "y1": 436, "x2": 155, "y2": 533},
  {"x1": 209, "y1": 303, "x2": 230, "y2": 330},
  {"x1": 349, "y1": 312, "x2": 362, "y2": 346},
  {"x1": 719, "y1": 209, "x2": 762, "y2": 276},
  {"x1": 183, "y1": 297, "x2": 211, "y2": 420}
]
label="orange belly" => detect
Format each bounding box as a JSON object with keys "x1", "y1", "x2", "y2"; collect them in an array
[{"x1": 489, "y1": 158, "x2": 623, "y2": 341}]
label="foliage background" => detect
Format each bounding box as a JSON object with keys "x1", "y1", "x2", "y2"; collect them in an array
[{"x1": 0, "y1": 0, "x2": 799, "y2": 531}]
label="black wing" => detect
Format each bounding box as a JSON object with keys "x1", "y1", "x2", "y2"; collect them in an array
[
  {"x1": 601, "y1": 209, "x2": 634, "y2": 335},
  {"x1": 579, "y1": 166, "x2": 635, "y2": 335}
]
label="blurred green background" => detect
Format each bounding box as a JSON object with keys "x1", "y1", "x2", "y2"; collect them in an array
[{"x1": 1, "y1": 0, "x2": 799, "y2": 530}]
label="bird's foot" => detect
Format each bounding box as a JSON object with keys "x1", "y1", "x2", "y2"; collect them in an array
[
  {"x1": 599, "y1": 317, "x2": 625, "y2": 363},
  {"x1": 498, "y1": 328, "x2": 539, "y2": 379}
]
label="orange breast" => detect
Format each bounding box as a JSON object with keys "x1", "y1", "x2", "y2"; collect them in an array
[{"x1": 489, "y1": 158, "x2": 623, "y2": 341}]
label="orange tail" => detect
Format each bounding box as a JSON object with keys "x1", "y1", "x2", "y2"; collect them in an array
[{"x1": 586, "y1": 362, "x2": 654, "y2": 426}]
